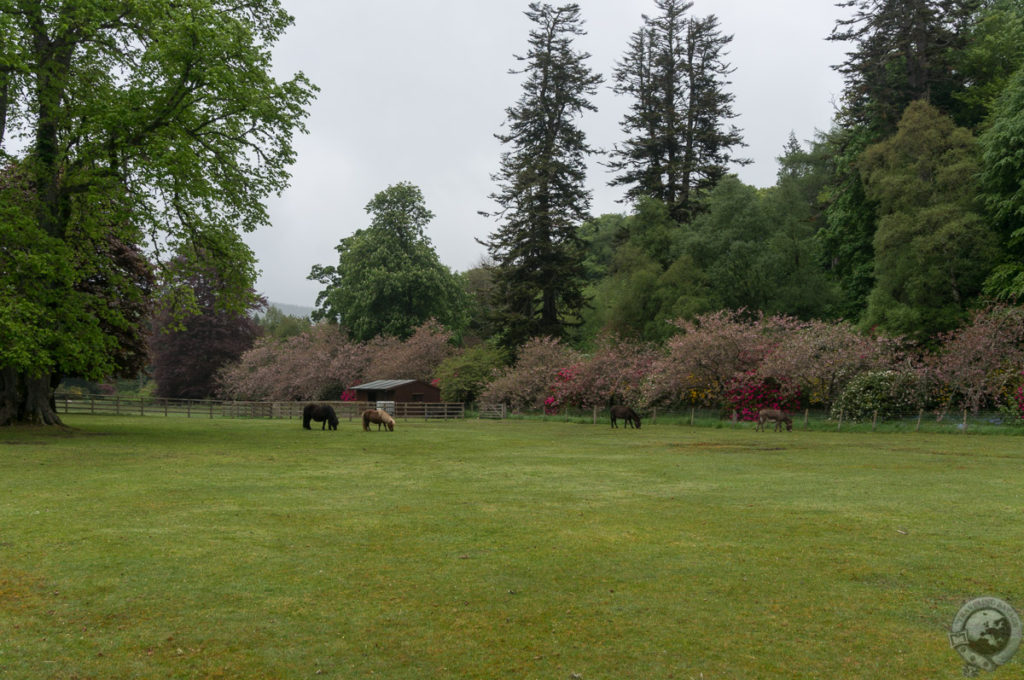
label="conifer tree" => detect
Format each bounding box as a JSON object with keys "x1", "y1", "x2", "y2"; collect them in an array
[
  {"x1": 482, "y1": 3, "x2": 602, "y2": 352},
  {"x1": 609, "y1": 0, "x2": 745, "y2": 222},
  {"x1": 829, "y1": 0, "x2": 978, "y2": 136}
]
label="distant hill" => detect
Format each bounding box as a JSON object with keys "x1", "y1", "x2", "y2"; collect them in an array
[{"x1": 265, "y1": 302, "x2": 314, "y2": 319}]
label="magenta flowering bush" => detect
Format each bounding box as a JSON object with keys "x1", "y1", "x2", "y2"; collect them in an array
[
  {"x1": 724, "y1": 371, "x2": 801, "y2": 421},
  {"x1": 479, "y1": 337, "x2": 580, "y2": 411},
  {"x1": 548, "y1": 337, "x2": 659, "y2": 410}
]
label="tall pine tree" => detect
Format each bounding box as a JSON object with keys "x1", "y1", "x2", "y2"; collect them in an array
[
  {"x1": 829, "y1": 0, "x2": 979, "y2": 136},
  {"x1": 482, "y1": 3, "x2": 602, "y2": 352},
  {"x1": 609, "y1": 0, "x2": 745, "y2": 223}
]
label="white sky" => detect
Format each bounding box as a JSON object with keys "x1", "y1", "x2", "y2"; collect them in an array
[{"x1": 249, "y1": 0, "x2": 851, "y2": 308}]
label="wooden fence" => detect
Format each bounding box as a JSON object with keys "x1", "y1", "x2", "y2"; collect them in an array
[{"x1": 54, "y1": 394, "x2": 465, "y2": 421}]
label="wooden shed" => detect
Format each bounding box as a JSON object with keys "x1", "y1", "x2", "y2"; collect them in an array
[{"x1": 349, "y1": 379, "x2": 441, "y2": 403}]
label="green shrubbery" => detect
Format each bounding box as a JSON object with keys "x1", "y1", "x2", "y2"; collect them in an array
[{"x1": 830, "y1": 370, "x2": 928, "y2": 422}]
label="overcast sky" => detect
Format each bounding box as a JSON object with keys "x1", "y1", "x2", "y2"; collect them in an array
[{"x1": 248, "y1": 0, "x2": 852, "y2": 309}]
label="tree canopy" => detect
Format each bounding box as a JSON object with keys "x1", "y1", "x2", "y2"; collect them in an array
[
  {"x1": 0, "y1": 0, "x2": 315, "y2": 425},
  {"x1": 309, "y1": 182, "x2": 467, "y2": 342},
  {"x1": 482, "y1": 2, "x2": 602, "y2": 352}
]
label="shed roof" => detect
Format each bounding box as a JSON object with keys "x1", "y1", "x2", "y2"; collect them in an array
[{"x1": 350, "y1": 379, "x2": 422, "y2": 391}]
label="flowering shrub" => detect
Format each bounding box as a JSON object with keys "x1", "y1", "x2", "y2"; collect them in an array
[
  {"x1": 478, "y1": 337, "x2": 580, "y2": 411},
  {"x1": 925, "y1": 306, "x2": 1024, "y2": 413},
  {"x1": 829, "y1": 370, "x2": 927, "y2": 422},
  {"x1": 644, "y1": 310, "x2": 776, "y2": 408},
  {"x1": 548, "y1": 337, "x2": 659, "y2": 409},
  {"x1": 340, "y1": 389, "x2": 357, "y2": 401},
  {"x1": 1017, "y1": 379, "x2": 1024, "y2": 420},
  {"x1": 724, "y1": 372, "x2": 800, "y2": 421}
]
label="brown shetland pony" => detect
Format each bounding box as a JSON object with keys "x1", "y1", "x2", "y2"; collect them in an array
[
  {"x1": 362, "y1": 408, "x2": 395, "y2": 432},
  {"x1": 755, "y1": 408, "x2": 792, "y2": 432},
  {"x1": 303, "y1": 403, "x2": 338, "y2": 430},
  {"x1": 610, "y1": 405, "x2": 641, "y2": 429}
]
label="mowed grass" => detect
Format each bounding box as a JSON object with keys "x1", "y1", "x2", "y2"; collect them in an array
[{"x1": 1, "y1": 416, "x2": 1022, "y2": 679}]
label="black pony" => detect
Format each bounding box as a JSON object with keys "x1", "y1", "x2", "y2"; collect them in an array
[
  {"x1": 610, "y1": 405, "x2": 641, "y2": 429},
  {"x1": 303, "y1": 403, "x2": 339, "y2": 430}
]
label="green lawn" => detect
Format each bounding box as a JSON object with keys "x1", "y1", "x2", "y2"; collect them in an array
[{"x1": 1, "y1": 416, "x2": 1020, "y2": 678}]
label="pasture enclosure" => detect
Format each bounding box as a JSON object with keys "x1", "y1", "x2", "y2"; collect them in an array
[
  {"x1": 53, "y1": 393, "x2": 465, "y2": 421},
  {"x1": 1, "y1": 417, "x2": 1021, "y2": 678}
]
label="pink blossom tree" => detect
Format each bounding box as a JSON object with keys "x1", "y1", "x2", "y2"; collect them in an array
[
  {"x1": 756, "y1": 318, "x2": 897, "y2": 408},
  {"x1": 643, "y1": 310, "x2": 775, "y2": 408},
  {"x1": 550, "y1": 336, "x2": 659, "y2": 410},
  {"x1": 217, "y1": 324, "x2": 368, "y2": 401},
  {"x1": 926, "y1": 305, "x2": 1024, "y2": 413},
  {"x1": 479, "y1": 337, "x2": 579, "y2": 411},
  {"x1": 363, "y1": 320, "x2": 454, "y2": 382}
]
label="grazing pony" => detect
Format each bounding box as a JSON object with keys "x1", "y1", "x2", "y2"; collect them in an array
[
  {"x1": 610, "y1": 405, "x2": 641, "y2": 429},
  {"x1": 755, "y1": 408, "x2": 792, "y2": 432},
  {"x1": 303, "y1": 403, "x2": 339, "y2": 430},
  {"x1": 362, "y1": 408, "x2": 395, "y2": 432}
]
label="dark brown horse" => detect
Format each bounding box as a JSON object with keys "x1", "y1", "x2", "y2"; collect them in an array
[
  {"x1": 362, "y1": 408, "x2": 395, "y2": 432},
  {"x1": 610, "y1": 405, "x2": 641, "y2": 429},
  {"x1": 303, "y1": 403, "x2": 338, "y2": 430}
]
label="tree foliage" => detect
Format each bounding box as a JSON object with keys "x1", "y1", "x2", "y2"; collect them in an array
[
  {"x1": 310, "y1": 183, "x2": 467, "y2": 342},
  {"x1": 217, "y1": 324, "x2": 366, "y2": 402},
  {"x1": 925, "y1": 304, "x2": 1024, "y2": 413},
  {"x1": 859, "y1": 100, "x2": 996, "y2": 341},
  {"x1": 548, "y1": 336, "x2": 659, "y2": 410},
  {"x1": 479, "y1": 337, "x2": 580, "y2": 411},
  {"x1": 362, "y1": 320, "x2": 454, "y2": 383},
  {"x1": 483, "y1": 2, "x2": 602, "y2": 352},
  {"x1": 609, "y1": 0, "x2": 745, "y2": 222},
  {"x1": 979, "y1": 64, "x2": 1024, "y2": 300},
  {"x1": 0, "y1": 0, "x2": 315, "y2": 425},
  {"x1": 435, "y1": 344, "x2": 507, "y2": 404},
  {"x1": 829, "y1": 0, "x2": 978, "y2": 136},
  {"x1": 150, "y1": 257, "x2": 265, "y2": 400}
]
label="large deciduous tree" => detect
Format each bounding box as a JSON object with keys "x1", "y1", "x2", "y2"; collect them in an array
[
  {"x1": 609, "y1": 0, "x2": 745, "y2": 223},
  {"x1": 309, "y1": 183, "x2": 467, "y2": 342},
  {"x1": 0, "y1": 1, "x2": 315, "y2": 425},
  {"x1": 482, "y1": 2, "x2": 602, "y2": 353},
  {"x1": 150, "y1": 257, "x2": 265, "y2": 400},
  {"x1": 820, "y1": 0, "x2": 978, "y2": 321},
  {"x1": 859, "y1": 100, "x2": 996, "y2": 341}
]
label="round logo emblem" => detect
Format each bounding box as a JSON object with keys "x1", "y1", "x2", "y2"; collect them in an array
[{"x1": 949, "y1": 597, "x2": 1022, "y2": 675}]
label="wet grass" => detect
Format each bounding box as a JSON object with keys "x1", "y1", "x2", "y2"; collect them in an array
[{"x1": 0, "y1": 415, "x2": 1021, "y2": 678}]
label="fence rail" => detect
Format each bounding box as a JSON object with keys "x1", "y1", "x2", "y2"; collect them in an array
[
  {"x1": 54, "y1": 394, "x2": 465, "y2": 421},
  {"x1": 475, "y1": 403, "x2": 1024, "y2": 434}
]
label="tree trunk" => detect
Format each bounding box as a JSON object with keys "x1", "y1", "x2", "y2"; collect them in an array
[{"x1": 0, "y1": 369, "x2": 63, "y2": 426}]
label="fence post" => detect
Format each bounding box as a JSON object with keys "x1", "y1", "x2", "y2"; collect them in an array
[
  {"x1": 872, "y1": 410, "x2": 878, "y2": 432},
  {"x1": 837, "y1": 410, "x2": 843, "y2": 432},
  {"x1": 690, "y1": 407, "x2": 695, "y2": 426},
  {"x1": 963, "y1": 407, "x2": 968, "y2": 434},
  {"x1": 593, "y1": 405, "x2": 598, "y2": 425},
  {"x1": 652, "y1": 407, "x2": 657, "y2": 425},
  {"x1": 916, "y1": 409, "x2": 922, "y2": 432},
  {"x1": 804, "y1": 408, "x2": 809, "y2": 430}
]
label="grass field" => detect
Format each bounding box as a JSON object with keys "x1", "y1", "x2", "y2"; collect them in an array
[{"x1": 1, "y1": 416, "x2": 1021, "y2": 679}]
